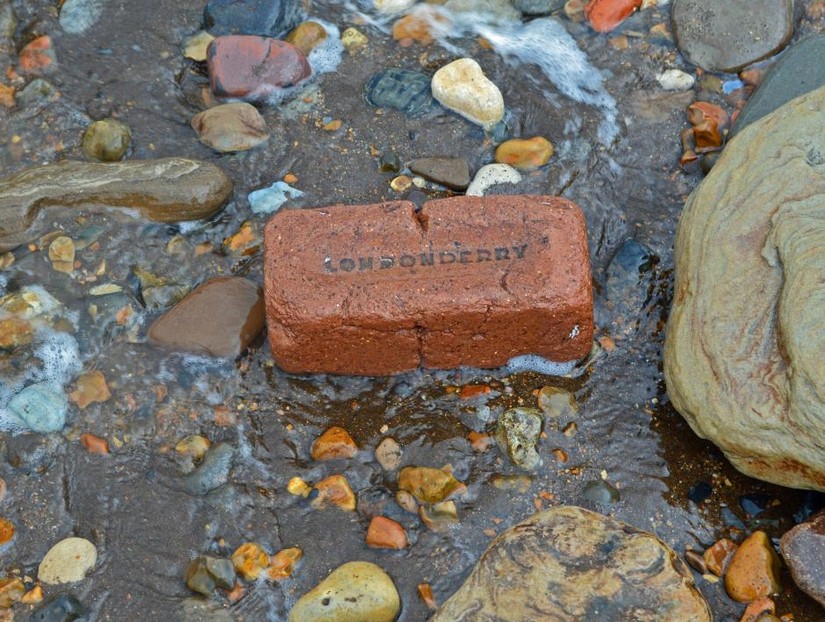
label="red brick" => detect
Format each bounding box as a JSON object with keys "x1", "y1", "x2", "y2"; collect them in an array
[
  {"x1": 585, "y1": 0, "x2": 641, "y2": 33},
  {"x1": 207, "y1": 35, "x2": 311, "y2": 100},
  {"x1": 263, "y1": 196, "x2": 593, "y2": 375}
]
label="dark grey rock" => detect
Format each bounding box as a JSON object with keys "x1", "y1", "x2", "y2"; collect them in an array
[
  {"x1": 185, "y1": 555, "x2": 236, "y2": 596},
  {"x1": 184, "y1": 443, "x2": 234, "y2": 495},
  {"x1": 365, "y1": 69, "x2": 434, "y2": 117},
  {"x1": 511, "y1": 0, "x2": 565, "y2": 15},
  {"x1": 409, "y1": 157, "x2": 470, "y2": 190},
  {"x1": 732, "y1": 35, "x2": 825, "y2": 136},
  {"x1": 672, "y1": 0, "x2": 794, "y2": 73},
  {"x1": 203, "y1": 0, "x2": 302, "y2": 38},
  {"x1": 780, "y1": 511, "x2": 825, "y2": 607},
  {"x1": 30, "y1": 594, "x2": 86, "y2": 622},
  {"x1": 495, "y1": 407, "x2": 543, "y2": 470}
]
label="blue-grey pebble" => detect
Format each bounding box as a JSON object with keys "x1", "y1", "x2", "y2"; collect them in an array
[
  {"x1": 203, "y1": 0, "x2": 302, "y2": 37},
  {"x1": 365, "y1": 69, "x2": 434, "y2": 117},
  {"x1": 184, "y1": 443, "x2": 234, "y2": 495},
  {"x1": 7, "y1": 382, "x2": 68, "y2": 434}
]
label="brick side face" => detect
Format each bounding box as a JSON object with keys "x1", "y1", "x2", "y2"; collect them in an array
[{"x1": 264, "y1": 196, "x2": 593, "y2": 375}]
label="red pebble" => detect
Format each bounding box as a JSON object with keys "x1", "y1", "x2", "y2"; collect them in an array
[
  {"x1": 585, "y1": 0, "x2": 642, "y2": 33},
  {"x1": 207, "y1": 35, "x2": 311, "y2": 100}
]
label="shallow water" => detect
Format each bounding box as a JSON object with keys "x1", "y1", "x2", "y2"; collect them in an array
[{"x1": 1, "y1": 0, "x2": 824, "y2": 620}]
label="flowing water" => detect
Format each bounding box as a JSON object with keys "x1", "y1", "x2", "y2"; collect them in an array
[{"x1": 1, "y1": 0, "x2": 823, "y2": 619}]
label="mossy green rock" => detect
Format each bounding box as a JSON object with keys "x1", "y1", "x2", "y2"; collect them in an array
[
  {"x1": 289, "y1": 561, "x2": 400, "y2": 622},
  {"x1": 665, "y1": 84, "x2": 825, "y2": 490}
]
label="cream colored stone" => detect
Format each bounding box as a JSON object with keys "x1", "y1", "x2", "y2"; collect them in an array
[
  {"x1": 38, "y1": 537, "x2": 97, "y2": 584},
  {"x1": 289, "y1": 561, "x2": 400, "y2": 622},
  {"x1": 374, "y1": 0, "x2": 416, "y2": 14},
  {"x1": 184, "y1": 31, "x2": 215, "y2": 62},
  {"x1": 665, "y1": 84, "x2": 825, "y2": 490},
  {"x1": 431, "y1": 58, "x2": 504, "y2": 130}
]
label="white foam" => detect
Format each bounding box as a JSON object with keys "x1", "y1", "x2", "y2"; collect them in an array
[
  {"x1": 32, "y1": 330, "x2": 82, "y2": 387},
  {"x1": 307, "y1": 21, "x2": 344, "y2": 76},
  {"x1": 0, "y1": 275, "x2": 7, "y2": 296},
  {"x1": 504, "y1": 354, "x2": 577, "y2": 376}
]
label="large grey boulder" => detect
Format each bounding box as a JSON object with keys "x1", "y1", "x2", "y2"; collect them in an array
[
  {"x1": 665, "y1": 84, "x2": 825, "y2": 491},
  {"x1": 433, "y1": 506, "x2": 711, "y2": 621}
]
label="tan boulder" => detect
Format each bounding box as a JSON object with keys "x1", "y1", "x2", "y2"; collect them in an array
[{"x1": 665, "y1": 84, "x2": 825, "y2": 490}]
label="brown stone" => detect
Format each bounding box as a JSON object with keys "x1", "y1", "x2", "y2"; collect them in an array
[
  {"x1": 311, "y1": 474, "x2": 356, "y2": 511},
  {"x1": 780, "y1": 510, "x2": 825, "y2": 607},
  {"x1": 207, "y1": 35, "x2": 311, "y2": 100},
  {"x1": 725, "y1": 531, "x2": 781, "y2": 603},
  {"x1": 0, "y1": 518, "x2": 13, "y2": 545},
  {"x1": 398, "y1": 466, "x2": 465, "y2": 504},
  {"x1": 148, "y1": 276, "x2": 265, "y2": 358},
  {"x1": 80, "y1": 433, "x2": 109, "y2": 455},
  {"x1": 585, "y1": 0, "x2": 641, "y2": 33},
  {"x1": 268, "y1": 547, "x2": 303, "y2": 581},
  {"x1": 310, "y1": 426, "x2": 358, "y2": 461},
  {"x1": 366, "y1": 516, "x2": 408, "y2": 549},
  {"x1": 69, "y1": 371, "x2": 111, "y2": 409},
  {"x1": 704, "y1": 537, "x2": 738, "y2": 576},
  {"x1": 284, "y1": 21, "x2": 327, "y2": 55},
  {"x1": 263, "y1": 196, "x2": 593, "y2": 375}
]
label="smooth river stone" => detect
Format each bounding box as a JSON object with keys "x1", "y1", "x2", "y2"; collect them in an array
[
  {"x1": 671, "y1": 0, "x2": 794, "y2": 73},
  {"x1": 190, "y1": 102, "x2": 269, "y2": 153},
  {"x1": 431, "y1": 58, "x2": 504, "y2": 130},
  {"x1": 38, "y1": 537, "x2": 98, "y2": 584},
  {"x1": 289, "y1": 561, "x2": 400, "y2": 622},
  {"x1": 781, "y1": 511, "x2": 825, "y2": 607},
  {"x1": 0, "y1": 158, "x2": 233, "y2": 252},
  {"x1": 147, "y1": 276, "x2": 265, "y2": 358},
  {"x1": 433, "y1": 506, "x2": 711, "y2": 621},
  {"x1": 664, "y1": 84, "x2": 825, "y2": 490}
]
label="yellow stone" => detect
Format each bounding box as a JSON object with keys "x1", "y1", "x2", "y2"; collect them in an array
[
  {"x1": 724, "y1": 531, "x2": 781, "y2": 603},
  {"x1": 183, "y1": 31, "x2": 215, "y2": 62},
  {"x1": 287, "y1": 476, "x2": 312, "y2": 497},
  {"x1": 494, "y1": 137, "x2": 554, "y2": 170},
  {"x1": 175, "y1": 435, "x2": 211, "y2": 461},
  {"x1": 341, "y1": 27, "x2": 368, "y2": 50},
  {"x1": 48, "y1": 236, "x2": 75, "y2": 273},
  {"x1": 231, "y1": 542, "x2": 270, "y2": 581},
  {"x1": 398, "y1": 466, "x2": 465, "y2": 504},
  {"x1": 311, "y1": 474, "x2": 356, "y2": 511},
  {"x1": 0, "y1": 578, "x2": 24, "y2": 608},
  {"x1": 285, "y1": 21, "x2": 328, "y2": 55},
  {"x1": 268, "y1": 547, "x2": 303, "y2": 581}
]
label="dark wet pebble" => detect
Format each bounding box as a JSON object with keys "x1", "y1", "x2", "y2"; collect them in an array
[
  {"x1": 732, "y1": 35, "x2": 825, "y2": 136},
  {"x1": 603, "y1": 238, "x2": 659, "y2": 315},
  {"x1": 671, "y1": 0, "x2": 794, "y2": 73},
  {"x1": 409, "y1": 157, "x2": 470, "y2": 190},
  {"x1": 582, "y1": 479, "x2": 620, "y2": 505},
  {"x1": 81, "y1": 118, "x2": 131, "y2": 162},
  {"x1": 203, "y1": 0, "x2": 302, "y2": 37},
  {"x1": 511, "y1": 0, "x2": 565, "y2": 15},
  {"x1": 365, "y1": 69, "x2": 434, "y2": 117},
  {"x1": 5, "y1": 433, "x2": 61, "y2": 474},
  {"x1": 147, "y1": 276, "x2": 265, "y2": 358},
  {"x1": 495, "y1": 407, "x2": 543, "y2": 471},
  {"x1": 688, "y1": 481, "x2": 712, "y2": 504},
  {"x1": 794, "y1": 491, "x2": 825, "y2": 524},
  {"x1": 379, "y1": 152, "x2": 401, "y2": 173},
  {"x1": 740, "y1": 493, "x2": 773, "y2": 517},
  {"x1": 184, "y1": 443, "x2": 235, "y2": 496},
  {"x1": 30, "y1": 593, "x2": 86, "y2": 622},
  {"x1": 185, "y1": 555, "x2": 236, "y2": 596},
  {"x1": 721, "y1": 506, "x2": 747, "y2": 531}
]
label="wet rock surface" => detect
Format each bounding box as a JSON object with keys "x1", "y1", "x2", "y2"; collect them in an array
[
  {"x1": 433, "y1": 506, "x2": 712, "y2": 621},
  {"x1": 0, "y1": 158, "x2": 233, "y2": 252},
  {"x1": 781, "y1": 511, "x2": 825, "y2": 607},
  {"x1": 665, "y1": 84, "x2": 825, "y2": 490},
  {"x1": 672, "y1": 0, "x2": 794, "y2": 72}
]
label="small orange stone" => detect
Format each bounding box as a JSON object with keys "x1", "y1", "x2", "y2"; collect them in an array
[
  {"x1": 283, "y1": 173, "x2": 299, "y2": 184},
  {"x1": 494, "y1": 137, "x2": 554, "y2": 170},
  {"x1": 20, "y1": 585, "x2": 43, "y2": 605},
  {"x1": 311, "y1": 474, "x2": 357, "y2": 511},
  {"x1": 704, "y1": 538, "x2": 738, "y2": 576},
  {"x1": 468, "y1": 431, "x2": 494, "y2": 453},
  {"x1": 69, "y1": 371, "x2": 112, "y2": 409},
  {"x1": 417, "y1": 582, "x2": 436, "y2": 609},
  {"x1": 687, "y1": 101, "x2": 730, "y2": 132},
  {"x1": 311, "y1": 426, "x2": 358, "y2": 461},
  {"x1": 19, "y1": 36, "x2": 56, "y2": 74},
  {"x1": 0, "y1": 518, "x2": 13, "y2": 545},
  {"x1": 267, "y1": 547, "x2": 303, "y2": 581},
  {"x1": 222, "y1": 221, "x2": 260, "y2": 256},
  {"x1": 740, "y1": 596, "x2": 775, "y2": 622},
  {"x1": 458, "y1": 384, "x2": 491, "y2": 399},
  {"x1": 0, "y1": 84, "x2": 14, "y2": 108},
  {"x1": 80, "y1": 434, "x2": 110, "y2": 455},
  {"x1": 585, "y1": 0, "x2": 641, "y2": 33},
  {"x1": 226, "y1": 582, "x2": 245, "y2": 603},
  {"x1": 231, "y1": 542, "x2": 270, "y2": 581},
  {"x1": 724, "y1": 531, "x2": 781, "y2": 603},
  {"x1": 366, "y1": 516, "x2": 408, "y2": 549},
  {"x1": 391, "y1": 9, "x2": 448, "y2": 45}
]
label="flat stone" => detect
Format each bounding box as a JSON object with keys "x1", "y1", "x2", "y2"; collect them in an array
[
  {"x1": 466, "y1": 163, "x2": 523, "y2": 196},
  {"x1": 365, "y1": 69, "x2": 434, "y2": 117},
  {"x1": 191, "y1": 102, "x2": 269, "y2": 153},
  {"x1": 207, "y1": 35, "x2": 311, "y2": 100},
  {"x1": 0, "y1": 158, "x2": 233, "y2": 252},
  {"x1": 780, "y1": 511, "x2": 825, "y2": 607},
  {"x1": 38, "y1": 537, "x2": 98, "y2": 584},
  {"x1": 664, "y1": 84, "x2": 825, "y2": 490},
  {"x1": 672, "y1": 0, "x2": 794, "y2": 73},
  {"x1": 431, "y1": 58, "x2": 504, "y2": 130},
  {"x1": 732, "y1": 35, "x2": 825, "y2": 136},
  {"x1": 148, "y1": 276, "x2": 264, "y2": 358},
  {"x1": 203, "y1": 0, "x2": 302, "y2": 37},
  {"x1": 408, "y1": 157, "x2": 470, "y2": 189},
  {"x1": 432, "y1": 506, "x2": 711, "y2": 621},
  {"x1": 288, "y1": 561, "x2": 400, "y2": 622},
  {"x1": 263, "y1": 196, "x2": 593, "y2": 375}
]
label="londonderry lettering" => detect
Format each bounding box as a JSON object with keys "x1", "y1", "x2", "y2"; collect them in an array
[{"x1": 324, "y1": 244, "x2": 529, "y2": 273}]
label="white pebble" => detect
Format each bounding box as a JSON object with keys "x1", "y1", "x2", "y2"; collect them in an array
[
  {"x1": 38, "y1": 537, "x2": 98, "y2": 584},
  {"x1": 656, "y1": 69, "x2": 695, "y2": 91},
  {"x1": 465, "y1": 163, "x2": 522, "y2": 196}
]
